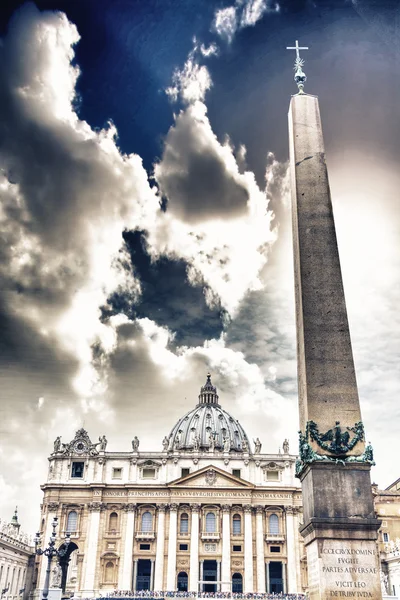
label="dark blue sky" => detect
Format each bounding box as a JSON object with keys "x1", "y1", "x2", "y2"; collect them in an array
[{"x1": 2, "y1": 0, "x2": 398, "y2": 180}]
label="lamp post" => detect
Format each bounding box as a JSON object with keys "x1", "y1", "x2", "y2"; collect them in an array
[{"x1": 34, "y1": 517, "x2": 70, "y2": 600}]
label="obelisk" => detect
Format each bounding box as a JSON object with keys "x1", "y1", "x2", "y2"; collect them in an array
[{"x1": 287, "y1": 41, "x2": 382, "y2": 599}]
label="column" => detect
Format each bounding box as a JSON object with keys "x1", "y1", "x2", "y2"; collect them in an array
[
  {"x1": 199, "y1": 560, "x2": 204, "y2": 593},
  {"x1": 38, "y1": 503, "x2": 59, "y2": 589},
  {"x1": 82, "y1": 502, "x2": 103, "y2": 595},
  {"x1": 154, "y1": 504, "x2": 167, "y2": 591},
  {"x1": 189, "y1": 504, "x2": 200, "y2": 592},
  {"x1": 166, "y1": 503, "x2": 178, "y2": 590},
  {"x1": 266, "y1": 561, "x2": 270, "y2": 594},
  {"x1": 120, "y1": 504, "x2": 136, "y2": 590},
  {"x1": 243, "y1": 505, "x2": 253, "y2": 593},
  {"x1": 132, "y1": 560, "x2": 138, "y2": 592},
  {"x1": 255, "y1": 506, "x2": 265, "y2": 592},
  {"x1": 217, "y1": 562, "x2": 221, "y2": 592},
  {"x1": 285, "y1": 507, "x2": 297, "y2": 593},
  {"x1": 221, "y1": 505, "x2": 231, "y2": 592},
  {"x1": 282, "y1": 562, "x2": 286, "y2": 594},
  {"x1": 150, "y1": 560, "x2": 155, "y2": 591}
]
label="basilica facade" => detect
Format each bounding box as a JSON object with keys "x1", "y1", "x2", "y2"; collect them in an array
[{"x1": 36, "y1": 375, "x2": 307, "y2": 598}]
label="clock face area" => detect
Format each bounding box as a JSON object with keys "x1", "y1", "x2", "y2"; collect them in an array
[{"x1": 74, "y1": 441, "x2": 88, "y2": 454}]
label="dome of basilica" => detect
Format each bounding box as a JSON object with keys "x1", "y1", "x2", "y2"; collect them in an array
[{"x1": 165, "y1": 374, "x2": 251, "y2": 453}]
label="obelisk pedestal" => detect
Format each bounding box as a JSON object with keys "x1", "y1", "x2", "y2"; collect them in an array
[{"x1": 288, "y1": 92, "x2": 381, "y2": 600}]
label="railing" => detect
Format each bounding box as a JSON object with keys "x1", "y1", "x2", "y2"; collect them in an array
[
  {"x1": 135, "y1": 531, "x2": 156, "y2": 540},
  {"x1": 94, "y1": 592, "x2": 307, "y2": 599},
  {"x1": 264, "y1": 534, "x2": 285, "y2": 542},
  {"x1": 200, "y1": 533, "x2": 220, "y2": 541}
]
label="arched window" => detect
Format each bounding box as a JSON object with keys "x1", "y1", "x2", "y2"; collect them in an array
[
  {"x1": 141, "y1": 511, "x2": 152, "y2": 532},
  {"x1": 232, "y1": 514, "x2": 241, "y2": 535},
  {"x1": 105, "y1": 561, "x2": 114, "y2": 583},
  {"x1": 109, "y1": 512, "x2": 118, "y2": 532},
  {"x1": 66, "y1": 511, "x2": 78, "y2": 533},
  {"x1": 232, "y1": 573, "x2": 243, "y2": 593},
  {"x1": 180, "y1": 513, "x2": 189, "y2": 534},
  {"x1": 205, "y1": 512, "x2": 216, "y2": 533},
  {"x1": 269, "y1": 513, "x2": 279, "y2": 534},
  {"x1": 177, "y1": 572, "x2": 188, "y2": 592}
]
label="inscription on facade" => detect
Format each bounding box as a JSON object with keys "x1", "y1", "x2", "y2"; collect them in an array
[{"x1": 92, "y1": 490, "x2": 294, "y2": 499}]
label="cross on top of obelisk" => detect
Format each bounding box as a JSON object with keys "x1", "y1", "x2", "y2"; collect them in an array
[{"x1": 286, "y1": 40, "x2": 309, "y2": 94}]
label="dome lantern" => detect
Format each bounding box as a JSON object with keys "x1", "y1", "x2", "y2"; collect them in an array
[{"x1": 198, "y1": 373, "x2": 219, "y2": 405}]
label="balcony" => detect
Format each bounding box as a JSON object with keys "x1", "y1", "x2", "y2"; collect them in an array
[
  {"x1": 265, "y1": 533, "x2": 285, "y2": 542},
  {"x1": 135, "y1": 530, "x2": 156, "y2": 540},
  {"x1": 201, "y1": 532, "x2": 220, "y2": 541}
]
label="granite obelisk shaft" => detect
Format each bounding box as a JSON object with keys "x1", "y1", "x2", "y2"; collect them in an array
[{"x1": 289, "y1": 93, "x2": 381, "y2": 600}]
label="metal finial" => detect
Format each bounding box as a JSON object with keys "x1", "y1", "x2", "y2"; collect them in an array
[{"x1": 286, "y1": 40, "x2": 309, "y2": 94}]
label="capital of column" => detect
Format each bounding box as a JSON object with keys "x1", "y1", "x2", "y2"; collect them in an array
[
  {"x1": 255, "y1": 505, "x2": 264, "y2": 515},
  {"x1": 88, "y1": 502, "x2": 105, "y2": 512},
  {"x1": 243, "y1": 504, "x2": 253, "y2": 514},
  {"x1": 123, "y1": 503, "x2": 137, "y2": 513},
  {"x1": 47, "y1": 502, "x2": 59, "y2": 512},
  {"x1": 157, "y1": 503, "x2": 168, "y2": 513},
  {"x1": 285, "y1": 505, "x2": 295, "y2": 515},
  {"x1": 169, "y1": 503, "x2": 179, "y2": 512},
  {"x1": 221, "y1": 504, "x2": 231, "y2": 513},
  {"x1": 190, "y1": 503, "x2": 201, "y2": 513}
]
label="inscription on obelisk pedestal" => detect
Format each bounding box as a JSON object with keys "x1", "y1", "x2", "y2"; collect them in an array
[{"x1": 307, "y1": 540, "x2": 381, "y2": 599}]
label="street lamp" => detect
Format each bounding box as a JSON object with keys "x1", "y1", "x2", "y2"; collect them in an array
[{"x1": 34, "y1": 517, "x2": 71, "y2": 600}]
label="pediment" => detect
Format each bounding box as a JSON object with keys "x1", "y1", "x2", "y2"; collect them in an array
[{"x1": 169, "y1": 465, "x2": 254, "y2": 489}]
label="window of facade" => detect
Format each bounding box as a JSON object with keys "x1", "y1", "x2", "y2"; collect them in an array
[
  {"x1": 142, "y1": 468, "x2": 156, "y2": 479},
  {"x1": 232, "y1": 573, "x2": 243, "y2": 593},
  {"x1": 232, "y1": 514, "x2": 241, "y2": 535},
  {"x1": 66, "y1": 510, "x2": 78, "y2": 533},
  {"x1": 205, "y1": 512, "x2": 216, "y2": 533},
  {"x1": 266, "y1": 470, "x2": 280, "y2": 481},
  {"x1": 71, "y1": 462, "x2": 84, "y2": 478},
  {"x1": 141, "y1": 511, "x2": 153, "y2": 532},
  {"x1": 139, "y1": 544, "x2": 151, "y2": 550},
  {"x1": 112, "y1": 468, "x2": 122, "y2": 479},
  {"x1": 269, "y1": 514, "x2": 279, "y2": 534},
  {"x1": 109, "y1": 512, "x2": 118, "y2": 532},
  {"x1": 383, "y1": 532, "x2": 389, "y2": 542},
  {"x1": 270, "y1": 546, "x2": 281, "y2": 553},
  {"x1": 177, "y1": 572, "x2": 188, "y2": 592},
  {"x1": 181, "y1": 468, "x2": 190, "y2": 478},
  {"x1": 232, "y1": 469, "x2": 241, "y2": 479},
  {"x1": 233, "y1": 545, "x2": 242, "y2": 552},
  {"x1": 180, "y1": 513, "x2": 189, "y2": 534},
  {"x1": 179, "y1": 544, "x2": 188, "y2": 551}
]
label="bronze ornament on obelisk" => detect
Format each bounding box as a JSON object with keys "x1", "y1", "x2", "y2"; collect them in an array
[{"x1": 287, "y1": 41, "x2": 382, "y2": 599}]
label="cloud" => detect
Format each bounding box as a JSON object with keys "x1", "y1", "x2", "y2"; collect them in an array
[
  {"x1": 152, "y1": 101, "x2": 276, "y2": 314},
  {"x1": 166, "y1": 43, "x2": 213, "y2": 104},
  {"x1": 154, "y1": 102, "x2": 250, "y2": 222},
  {"x1": 0, "y1": 3, "x2": 160, "y2": 411},
  {"x1": 213, "y1": 0, "x2": 280, "y2": 43}
]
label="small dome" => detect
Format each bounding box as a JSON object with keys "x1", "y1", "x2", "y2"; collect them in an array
[{"x1": 166, "y1": 374, "x2": 251, "y2": 453}]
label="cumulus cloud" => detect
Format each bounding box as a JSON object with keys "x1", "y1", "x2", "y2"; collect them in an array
[
  {"x1": 0, "y1": 4, "x2": 160, "y2": 411},
  {"x1": 213, "y1": 0, "x2": 280, "y2": 43},
  {"x1": 152, "y1": 100, "x2": 276, "y2": 314}
]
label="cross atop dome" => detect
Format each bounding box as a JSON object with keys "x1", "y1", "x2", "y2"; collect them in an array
[{"x1": 198, "y1": 372, "x2": 219, "y2": 405}]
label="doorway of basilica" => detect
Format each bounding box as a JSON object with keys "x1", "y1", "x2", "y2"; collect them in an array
[
  {"x1": 203, "y1": 560, "x2": 217, "y2": 592},
  {"x1": 136, "y1": 559, "x2": 151, "y2": 591}
]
